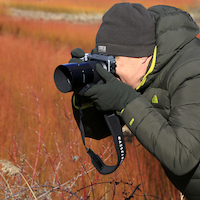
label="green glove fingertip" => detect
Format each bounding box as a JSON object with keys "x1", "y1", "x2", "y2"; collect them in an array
[
  {"x1": 96, "y1": 64, "x2": 115, "y2": 81},
  {"x1": 91, "y1": 48, "x2": 98, "y2": 54},
  {"x1": 69, "y1": 57, "x2": 83, "y2": 64},
  {"x1": 71, "y1": 48, "x2": 85, "y2": 58}
]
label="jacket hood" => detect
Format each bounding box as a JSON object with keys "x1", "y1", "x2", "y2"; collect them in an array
[{"x1": 140, "y1": 5, "x2": 199, "y2": 89}]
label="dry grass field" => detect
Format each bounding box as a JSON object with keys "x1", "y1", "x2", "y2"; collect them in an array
[
  {"x1": 1, "y1": 0, "x2": 199, "y2": 14},
  {"x1": 0, "y1": 0, "x2": 199, "y2": 199}
]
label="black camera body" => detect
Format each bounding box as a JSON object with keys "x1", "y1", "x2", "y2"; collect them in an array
[{"x1": 54, "y1": 54, "x2": 116, "y2": 93}]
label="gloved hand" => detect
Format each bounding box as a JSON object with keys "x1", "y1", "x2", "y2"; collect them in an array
[
  {"x1": 84, "y1": 65, "x2": 140, "y2": 112},
  {"x1": 69, "y1": 48, "x2": 85, "y2": 64},
  {"x1": 69, "y1": 48, "x2": 98, "y2": 64}
]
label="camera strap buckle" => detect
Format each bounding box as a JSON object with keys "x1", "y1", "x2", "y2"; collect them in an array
[{"x1": 79, "y1": 105, "x2": 126, "y2": 175}]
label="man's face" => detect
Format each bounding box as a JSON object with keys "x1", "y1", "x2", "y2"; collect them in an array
[{"x1": 115, "y1": 56, "x2": 150, "y2": 89}]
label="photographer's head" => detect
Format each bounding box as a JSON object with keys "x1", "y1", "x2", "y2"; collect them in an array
[{"x1": 96, "y1": 3, "x2": 156, "y2": 89}]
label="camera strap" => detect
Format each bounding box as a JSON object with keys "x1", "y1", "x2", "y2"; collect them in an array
[{"x1": 78, "y1": 106, "x2": 126, "y2": 175}]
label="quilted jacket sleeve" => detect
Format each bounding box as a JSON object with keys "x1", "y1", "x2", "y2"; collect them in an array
[{"x1": 120, "y1": 69, "x2": 200, "y2": 175}]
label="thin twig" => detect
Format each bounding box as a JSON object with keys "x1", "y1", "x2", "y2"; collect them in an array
[
  {"x1": 20, "y1": 172, "x2": 37, "y2": 200},
  {"x1": 0, "y1": 173, "x2": 13, "y2": 199}
]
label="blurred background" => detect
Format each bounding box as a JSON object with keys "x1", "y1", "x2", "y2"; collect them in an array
[{"x1": 0, "y1": 0, "x2": 199, "y2": 199}]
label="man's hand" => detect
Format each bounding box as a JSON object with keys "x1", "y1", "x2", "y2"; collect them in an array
[
  {"x1": 69, "y1": 48, "x2": 85, "y2": 64},
  {"x1": 84, "y1": 65, "x2": 140, "y2": 111},
  {"x1": 69, "y1": 48, "x2": 97, "y2": 64}
]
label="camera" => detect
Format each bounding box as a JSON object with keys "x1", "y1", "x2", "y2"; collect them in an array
[
  {"x1": 54, "y1": 54, "x2": 126, "y2": 175},
  {"x1": 54, "y1": 54, "x2": 116, "y2": 93}
]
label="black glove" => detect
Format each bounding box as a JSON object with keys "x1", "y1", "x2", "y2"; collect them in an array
[
  {"x1": 69, "y1": 48, "x2": 85, "y2": 64},
  {"x1": 84, "y1": 65, "x2": 140, "y2": 112},
  {"x1": 69, "y1": 47, "x2": 97, "y2": 64}
]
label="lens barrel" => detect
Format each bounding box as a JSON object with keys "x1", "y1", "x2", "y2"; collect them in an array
[{"x1": 54, "y1": 61, "x2": 100, "y2": 93}]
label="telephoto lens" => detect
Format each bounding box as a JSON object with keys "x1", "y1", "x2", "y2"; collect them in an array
[
  {"x1": 54, "y1": 53, "x2": 116, "y2": 93},
  {"x1": 54, "y1": 61, "x2": 101, "y2": 93}
]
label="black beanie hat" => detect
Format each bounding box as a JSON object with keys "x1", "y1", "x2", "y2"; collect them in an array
[{"x1": 96, "y1": 3, "x2": 156, "y2": 57}]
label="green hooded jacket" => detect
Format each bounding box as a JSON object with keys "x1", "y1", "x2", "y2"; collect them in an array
[{"x1": 121, "y1": 5, "x2": 200, "y2": 200}]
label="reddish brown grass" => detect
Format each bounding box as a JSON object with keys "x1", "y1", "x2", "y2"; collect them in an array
[
  {"x1": 0, "y1": 15, "x2": 100, "y2": 51},
  {"x1": 0, "y1": 0, "x2": 199, "y2": 198},
  {"x1": 1, "y1": 0, "x2": 199, "y2": 13}
]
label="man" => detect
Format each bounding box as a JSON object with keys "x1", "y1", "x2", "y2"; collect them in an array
[{"x1": 71, "y1": 3, "x2": 200, "y2": 200}]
